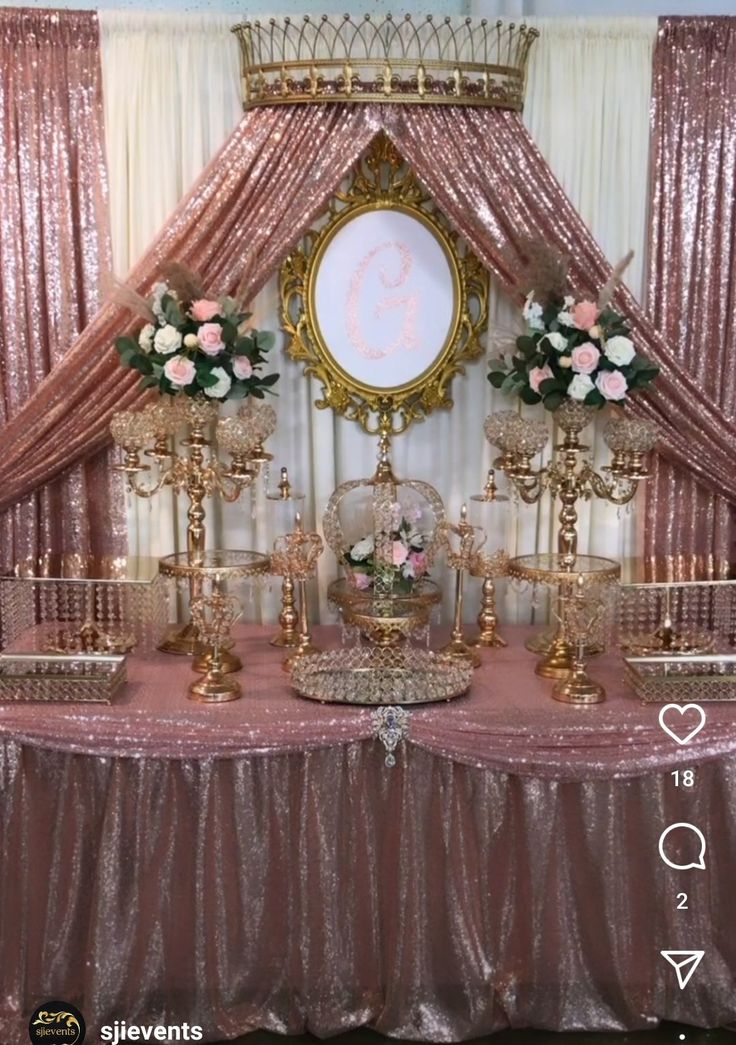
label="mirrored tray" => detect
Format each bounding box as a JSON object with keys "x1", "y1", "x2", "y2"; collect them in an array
[
  {"x1": 291, "y1": 647, "x2": 472, "y2": 706},
  {"x1": 625, "y1": 654, "x2": 736, "y2": 703},
  {"x1": 0, "y1": 653, "x2": 126, "y2": 704}
]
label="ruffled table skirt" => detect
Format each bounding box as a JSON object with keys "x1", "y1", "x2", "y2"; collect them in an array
[{"x1": 1, "y1": 627, "x2": 735, "y2": 1042}]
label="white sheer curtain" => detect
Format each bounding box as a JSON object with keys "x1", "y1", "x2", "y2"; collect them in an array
[{"x1": 99, "y1": 14, "x2": 657, "y2": 621}]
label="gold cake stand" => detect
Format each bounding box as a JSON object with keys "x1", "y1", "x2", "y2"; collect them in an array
[
  {"x1": 328, "y1": 577, "x2": 442, "y2": 647},
  {"x1": 508, "y1": 553, "x2": 620, "y2": 679},
  {"x1": 158, "y1": 550, "x2": 269, "y2": 689}
]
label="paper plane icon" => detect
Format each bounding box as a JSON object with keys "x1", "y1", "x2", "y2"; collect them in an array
[{"x1": 661, "y1": 950, "x2": 705, "y2": 989}]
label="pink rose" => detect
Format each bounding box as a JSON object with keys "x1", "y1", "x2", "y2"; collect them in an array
[
  {"x1": 232, "y1": 356, "x2": 253, "y2": 380},
  {"x1": 409, "y1": 551, "x2": 428, "y2": 576},
  {"x1": 571, "y1": 342, "x2": 601, "y2": 375},
  {"x1": 197, "y1": 322, "x2": 225, "y2": 356},
  {"x1": 351, "y1": 571, "x2": 371, "y2": 590},
  {"x1": 163, "y1": 355, "x2": 196, "y2": 387},
  {"x1": 572, "y1": 300, "x2": 599, "y2": 330},
  {"x1": 392, "y1": 541, "x2": 409, "y2": 567},
  {"x1": 529, "y1": 364, "x2": 554, "y2": 394},
  {"x1": 190, "y1": 299, "x2": 221, "y2": 322},
  {"x1": 595, "y1": 369, "x2": 629, "y2": 401}
]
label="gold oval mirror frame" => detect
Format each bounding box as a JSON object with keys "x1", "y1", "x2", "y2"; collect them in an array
[{"x1": 280, "y1": 135, "x2": 489, "y2": 436}]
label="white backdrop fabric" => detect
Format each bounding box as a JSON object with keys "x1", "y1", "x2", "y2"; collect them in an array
[{"x1": 99, "y1": 13, "x2": 657, "y2": 622}]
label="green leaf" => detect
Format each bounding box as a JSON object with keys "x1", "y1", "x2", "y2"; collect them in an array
[
  {"x1": 115, "y1": 336, "x2": 138, "y2": 357},
  {"x1": 233, "y1": 337, "x2": 254, "y2": 356},
  {"x1": 543, "y1": 391, "x2": 565, "y2": 412},
  {"x1": 221, "y1": 320, "x2": 237, "y2": 344},
  {"x1": 584, "y1": 389, "x2": 605, "y2": 407},
  {"x1": 250, "y1": 387, "x2": 265, "y2": 399},
  {"x1": 259, "y1": 373, "x2": 280, "y2": 387},
  {"x1": 517, "y1": 335, "x2": 537, "y2": 359},
  {"x1": 255, "y1": 330, "x2": 275, "y2": 351},
  {"x1": 227, "y1": 382, "x2": 249, "y2": 399},
  {"x1": 501, "y1": 373, "x2": 521, "y2": 396},
  {"x1": 520, "y1": 385, "x2": 542, "y2": 405},
  {"x1": 539, "y1": 378, "x2": 563, "y2": 395},
  {"x1": 131, "y1": 353, "x2": 153, "y2": 375},
  {"x1": 196, "y1": 370, "x2": 220, "y2": 389},
  {"x1": 163, "y1": 297, "x2": 183, "y2": 327},
  {"x1": 139, "y1": 375, "x2": 160, "y2": 389},
  {"x1": 488, "y1": 371, "x2": 507, "y2": 389}
]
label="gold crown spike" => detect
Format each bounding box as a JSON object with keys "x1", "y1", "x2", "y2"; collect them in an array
[{"x1": 231, "y1": 15, "x2": 539, "y2": 111}]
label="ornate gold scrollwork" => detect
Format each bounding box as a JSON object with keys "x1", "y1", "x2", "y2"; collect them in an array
[{"x1": 280, "y1": 134, "x2": 489, "y2": 437}]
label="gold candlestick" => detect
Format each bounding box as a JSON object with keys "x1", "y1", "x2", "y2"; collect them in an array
[
  {"x1": 551, "y1": 575, "x2": 610, "y2": 705},
  {"x1": 270, "y1": 512, "x2": 324, "y2": 673},
  {"x1": 189, "y1": 589, "x2": 243, "y2": 703},
  {"x1": 439, "y1": 505, "x2": 485, "y2": 668},
  {"x1": 266, "y1": 467, "x2": 305, "y2": 648},
  {"x1": 469, "y1": 470, "x2": 509, "y2": 649},
  {"x1": 470, "y1": 550, "x2": 509, "y2": 649}
]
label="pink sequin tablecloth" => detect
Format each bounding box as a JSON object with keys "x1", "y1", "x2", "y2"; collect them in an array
[{"x1": 0, "y1": 626, "x2": 735, "y2": 1042}]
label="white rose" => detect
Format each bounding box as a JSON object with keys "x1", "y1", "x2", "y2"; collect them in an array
[
  {"x1": 350, "y1": 536, "x2": 374, "y2": 561},
  {"x1": 568, "y1": 373, "x2": 594, "y2": 401},
  {"x1": 204, "y1": 366, "x2": 232, "y2": 399},
  {"x1": 543, "y1": 331, "x2": 568, "y2": 352},
  {"x1": 184, "y1": 333, "x2": 199, "y2": 349},
  {"x1": 138, "y1": 323, "x2": 155, "y2": 354},
  {"x1": 153, "y1": 324, "x2": 182, "y2": 356},
  {"x1": 557, "y1": 310, "x2": 574, "y2": 328},
  {"x1": 563, "y1": 295, "x2": 575, "y2": 307},
  {"x1": 151, "y1": 281, "x2": 169, "y2": 324},
  {"x1": 604, "y1": 335, "x2": 636, "y2": 367}
]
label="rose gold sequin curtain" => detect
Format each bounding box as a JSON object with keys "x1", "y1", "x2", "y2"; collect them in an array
[
  {"x1": 0, "y1": 9, "x2": 123, "y2": 569},
  {"x1": 3, "y1": 100, "x2": 736, "y2": 524},
  {"x1": 0, "y1": 104, "x2": 378, "y2": 514},
  {"x1": 643, "y1": 18, "x2": 736, "y2": 581}
]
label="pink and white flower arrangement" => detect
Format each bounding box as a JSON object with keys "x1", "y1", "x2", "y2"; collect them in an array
[
  {"x1": 343, "y1": 505, "x2": 431, "y2": 594},
  {"x1": 488, "y1": 267, "x2": 659, "y2": 412},
  {"x1": 115, "y1": 272, "x2": 279, "y2": 403}
]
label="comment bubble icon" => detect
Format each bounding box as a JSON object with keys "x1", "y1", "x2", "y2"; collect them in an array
[{"x1": 658, "y1": 823, "x2": 706, "y2": 870}]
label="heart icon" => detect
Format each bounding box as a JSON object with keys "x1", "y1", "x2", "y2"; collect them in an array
[{"x1": 658, "y1": 703, "x2": 706, "y2": 746}]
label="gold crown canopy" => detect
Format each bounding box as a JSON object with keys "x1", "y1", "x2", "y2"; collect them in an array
[{"x1": 232, "y1": 14, "x2": 538, "y2": 110}]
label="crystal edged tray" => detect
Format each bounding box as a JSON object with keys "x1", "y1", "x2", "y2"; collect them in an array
[
  {"x1": 625, "y1": 654, "x2": 736, "y2": 703},
  {"x1": 291, "y1": 647, "x2": 472, "y2": 706},
  {"x1": 0, "y1": 653, "x2": 127, "y2": 704}
]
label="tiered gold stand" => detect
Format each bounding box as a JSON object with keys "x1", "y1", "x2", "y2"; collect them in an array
[
  {"x1": 508, "y1": 553, "x2": 620, "y2": 679},
  {"x1": 158, "y1": 550, "x2": 270, "y2": 698}
]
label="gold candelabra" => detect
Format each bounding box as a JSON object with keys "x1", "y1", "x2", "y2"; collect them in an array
[
  {"x1": 485, "y1": 402, "x2": 658, "y2": 564},
  {"x1": 110, "y1": 397, "x2": 276, "y2": 655},
  {"x1": 270, "y1": 513, "x2": 324, "y2": 673},
  {"x1": 486, "y1": 403, "x2": 656, "y2": 676}
]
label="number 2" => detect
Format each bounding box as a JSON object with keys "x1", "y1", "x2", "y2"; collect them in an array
[{"x1": 677, "y1": 893, "x2": 688, "y2": 910}]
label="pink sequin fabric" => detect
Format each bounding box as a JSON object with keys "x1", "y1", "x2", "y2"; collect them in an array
[
  {"x1": 1, "y1": 102, "x2": 735, "y2": 524},
  {"x1": 644, "y1": 18, "x2": 736, "y2": 581},
  {"x1": 0, "y1": 625, "x2": 734, "y2": 1042},
  {"x1": 0, "y1": 10, "x2": 123, "y2": 566}
]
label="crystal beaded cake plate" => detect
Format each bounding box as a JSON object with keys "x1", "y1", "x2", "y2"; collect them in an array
[
  {"x1": 625, "y1": 654, "x2": 736, "y2": 703},
  {"x1": 291, "y1": 647, "x2": 472, "y2": 706}
]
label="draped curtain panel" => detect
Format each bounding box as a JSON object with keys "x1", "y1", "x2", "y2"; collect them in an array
[
  {"x1": 0, "y1": 9, "x2": 123, "y2": 570},
  {"x1": 644, "y1": 17, "x2": 736, "y2": 581}
]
